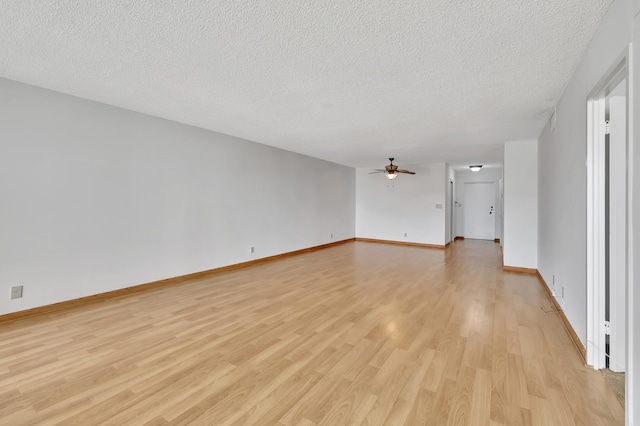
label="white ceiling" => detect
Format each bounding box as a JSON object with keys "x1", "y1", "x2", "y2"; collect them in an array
[{"x1": 0, "y1": 1, "x2": 612, "y2": 168}]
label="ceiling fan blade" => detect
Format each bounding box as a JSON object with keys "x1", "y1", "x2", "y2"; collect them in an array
[
  {"x1": 396, "y1": 169, "x2": 416, "y2": 174},
  {"x1": 369, "y1": 170, "x2": 385, "y2": 174}
]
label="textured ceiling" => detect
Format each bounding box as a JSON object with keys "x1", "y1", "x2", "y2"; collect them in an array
[{"x1": 0, "y1": 0, "x2": 612, "y2": 168}]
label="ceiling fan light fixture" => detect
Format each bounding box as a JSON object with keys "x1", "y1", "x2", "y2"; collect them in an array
[
  {"x1": 469, "y1": 165, "x2": 483, "y2": 172},
  {"x1": 369, "y1": 158, "x2": 415, "y2": 179}
]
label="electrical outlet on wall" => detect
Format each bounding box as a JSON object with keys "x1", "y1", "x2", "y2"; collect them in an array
[
  {"x1": 404, "y1": 232, "x2": 407, "y2": 237},
  {"x1": 11, "y1": 285, "x2": 23, "y2": 299},
  {"x1": 552, "y1": 275, "x2": 556, "y2": 296},
  {"x1": 250, "y1": 246, "x2": 255, "y2": 254},
  {"x1": 330, "y1": 233, "x2": 333, "y2": 238}
]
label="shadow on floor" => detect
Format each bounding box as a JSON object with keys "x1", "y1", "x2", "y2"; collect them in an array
[{"x1": 600, "y1": 369, "x2": 625, "y2": 408}]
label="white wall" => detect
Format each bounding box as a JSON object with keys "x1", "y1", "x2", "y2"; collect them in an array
[
  {"x1": 632, "y1": 3, "x2": 640, "y2": 423},
  {"x1": 0, "y1": 78, "x2": 356, "y2": 315},
  {"x1": 538, "y1": 0, "x2": 633, "y2": 346},
  {"x1": 454, "y1": 167, "x2": 503, "y2": 241},
  {"x1": 356, "y1": 163, "x2": 446, "y2": 246},
  {"x1": 538, "y1": 0, "x2": 638, "y2": 420},
  {"x1": 503, "y1": 140, "x2": 538, "y2": 269}
]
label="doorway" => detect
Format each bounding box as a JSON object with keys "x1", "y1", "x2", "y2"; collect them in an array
[
  {"x1": 450, "y1": 179, "x2": 455, "y2": 243},
  {"x1": 606, "y1": 85, "x2": 627, "y2": 373},
  {"x1": 586, "y1": 47, "x2": 630, "y2": 409},
  {"x1": 463, "y1": 182, "x2": 495, "y2": 240}
]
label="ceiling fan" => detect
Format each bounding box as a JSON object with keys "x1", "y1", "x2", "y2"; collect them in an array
[{"x1": 369, "y1": 158, "x2": 416, "y2": 180}]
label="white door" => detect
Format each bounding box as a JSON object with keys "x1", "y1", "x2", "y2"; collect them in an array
[
  {"x1": 463, "y1": 182, "x2": 495, "y2": 240},
  {"x1": 608, "y1": 94, "x2": 626, "y2": 372}
]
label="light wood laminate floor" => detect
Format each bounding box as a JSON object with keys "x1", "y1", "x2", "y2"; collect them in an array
[{"x1": 0, "y1": 240, "x2": 624, "y2": 425}]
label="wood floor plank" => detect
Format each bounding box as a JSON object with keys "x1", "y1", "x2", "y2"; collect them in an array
[{"x1": 0, "y1": 240, "x2": 624, "y2": 425}]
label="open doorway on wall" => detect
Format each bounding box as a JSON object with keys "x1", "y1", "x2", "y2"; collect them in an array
[
  {"x1": 586, "y1": 47, "x2": 630, "y2": 411},
  {"x1": 449, "y1": 179, "x2": 455, "y2": 243},
  {"x1": 453, "y1": 166, "x2": 503, "y2": 244}
]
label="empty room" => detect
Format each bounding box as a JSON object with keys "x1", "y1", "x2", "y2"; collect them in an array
[{"x1": 1, "y1": 1, "x2": 639, "y2": 425}]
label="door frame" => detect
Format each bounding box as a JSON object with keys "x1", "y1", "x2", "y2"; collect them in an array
[{"x1": 586, "y1": 45, "x2": 631, "y2": 406}]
